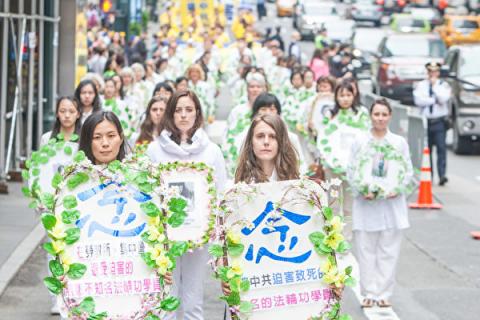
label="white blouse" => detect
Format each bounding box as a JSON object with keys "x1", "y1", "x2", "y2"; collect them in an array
[{"x1": 347, "y1": 130, "x2": 413, "y2": 232}]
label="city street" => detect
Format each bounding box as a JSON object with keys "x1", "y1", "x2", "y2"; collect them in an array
[{"x1": 1, "y1": 1, "x2": 480, "y2": 320}]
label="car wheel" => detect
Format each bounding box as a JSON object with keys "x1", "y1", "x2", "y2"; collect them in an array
[
  {"x1": 452, "y1": 120, "x2": 471, "y2": 155},
  {"x1": 374, "y1": 20, "x2": 381, "y2": 27}
]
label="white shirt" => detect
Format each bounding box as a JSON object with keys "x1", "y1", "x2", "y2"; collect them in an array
[
  {"x1": 347, "y1": 130, "x2": 413, "y2": 232},
  {"x1": 413, "y1": 79, "x2": 451, "y2": 119},
  {"x1": 146, "y1": 128, "x2": 227, "y2": 192}
]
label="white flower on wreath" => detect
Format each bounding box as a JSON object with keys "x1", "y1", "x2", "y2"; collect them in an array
[
  {"x1": 330, "y1": 189, "x2": 339, "y2": 199},
  {"x1": 330, "y1": 178, "x2": 342, "y2": 187}
]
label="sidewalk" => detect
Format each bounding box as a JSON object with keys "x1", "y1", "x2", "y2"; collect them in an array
[{"x1": 0, "y1": 181, "x2": 44, "y2": 296}]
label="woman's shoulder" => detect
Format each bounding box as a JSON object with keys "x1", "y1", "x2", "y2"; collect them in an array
[{"x1": 40, "y1": 131, "x2": 52, "y2": 146}]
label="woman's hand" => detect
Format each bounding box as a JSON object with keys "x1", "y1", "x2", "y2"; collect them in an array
[
  {"x1": 164, "y1": 271, "x2": 173, "y2": 286},
  {"x1": 387, "y1": 192, "x2": 398, "y2": 199},
  {"x1": 221, "y1": 281, "x2": 231, "y2": 296},
  {"x1": 364, "y1": 193, "x2": 375, "y2": 200}
]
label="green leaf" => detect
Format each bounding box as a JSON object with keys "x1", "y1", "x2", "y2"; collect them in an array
[
  {"x1": 226, "y1": 292, "x2": 241, "y2": 305},
  {"x1": 63, "y1": 145, "x2": 73, "y2": 156},
  {"x1": 140, "y1": 202, "x2": 160, "y2": 217},
  {"x1": 144, "y1": 314, "x2": 160, "y2": 320},
  {"x1": 21, "y1": 186, "x2": 31, "y2": 197},
  {"x1": 41, "y1": 213, "x2": 57, "y2": 230},
  {"x1": 107, "y1": 160, "x2": 121, "y2": 173},
  {"x1": 345, "y1": 266, "x2": 353, "y2": 276},
  {"x1": 318, "y1": 242, "x2": 333, "y2": 253},
  {"x1": 40, "y1": 193, "x2": 55, "y2": 210},
  {"x1": 67, "y1": 263, "x2": 87, "y2": 279},
  {"x1": 339, "y1": 314, "x2": 353, "y2": 320},
  {"x1": 49, "y1": 259, "x2": 65, "y2": 277},
  {"x1": 227, "y1": 242, "x2": 244, "y2": 257},
  {"x1": 240, "y1": 279, "x2": 250, "y2": 292},
  {"x1": 336, "y1": 241, "x2": 351, "y2": 254},
  {"x1": 344, "y1": 276, "x2": 356, "y2": 287},
  {"x1": 208, "y1": 244, "x2": 224, "y2": 258},
  {"x1": 87, "y1": 312, "x2": 108, "y2": 320},
  {"x1": 43, "y1": 276, "x2": 63, "y2": 295},
  {"x1": 141, "y1": 253, "x2": 157, "y2": 269},
  {"x1": 73, "y1": 296, "x2": 95, "y2": 314},
  {"x1": 159, "y1": 296, "x2": 181, "y2": 311},
  {"x1": 22, "y1": 169, "x2": 30, "y2": 180},
  {"x1": 51, "y1": 172, "x2": 63, "y2": 189},
  {"x1": 170, "y1": 241, "x2": 188, "y2": 258},
  {"x1": 67, "y1": 172, "x2": 89, "y2": 190},
  {"x1": 73, "y1": 151, "x2": 86, "y2": 163},
  {"x1": 323, "y1": 207, "x2": 333, "y2": 220},
  {"x1": 70, "y1": 134, "x2": 79, "y2": 142},
  {"x1": 239, "y1": 301, "x2": 254, "y2": 314},
  {"x1": 61, "y1": 209, "x2": 80, "y2": 224},
  {"x1": 167, "y1": 210, "x2": 186, "y2": 228},
  {"x1": 65, "y1": 228, "x2": 81, "y2": 245},
  {"x1": 140, "y1": 232, "x2": 156, "y2": 246},
  {"x1": 32, "y1": 167, "x2": 40, "y2": 177},
  {"x1": 309, "y1": 232, "x2": 325, "y2": 245},
  {"x1": 43, "y1": 242, "x2": 56, "y2": 255},
  {"x1": 63, "y1": 195, "x2": 78, "y2": 209},
  {"x1": 168, "y1": 197, "x2": 187, "y2": 213}
]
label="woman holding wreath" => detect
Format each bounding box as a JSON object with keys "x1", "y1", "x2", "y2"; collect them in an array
[
  {"x1": 347, "y1": 99, "x2": 413, "y2": 309},
  {"x1": 146, "y1": 90, "x2": 227, "y2": 320}
]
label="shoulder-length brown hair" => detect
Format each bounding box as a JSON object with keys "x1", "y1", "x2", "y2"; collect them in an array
[
  {"x1": 235, "y1": 114, "x2": 299, "y2": 183},
  {"x1": 136, "y1": 96, "x2": 168, "y2": 144},
  {"x1": 158, "y1": 89, "x2": 204, "y2": 145}
]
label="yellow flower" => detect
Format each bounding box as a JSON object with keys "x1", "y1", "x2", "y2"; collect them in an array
[
  {"x1": 48, "y1": 223, "x2": 67, "y2": 240},
  {"x1": 226, "y1": 262, "x2": 243, "y2": 279},
  {"x1": 147, "y1": 215, "x2": 160, "y2": 226},
  {"x1": 322, "y1": 270, "x2": 337, "y2": 284},
  {"x1": 320, "y1": 259, "x2": 335, "y2": 274},
  {"x1": 330, "y1": 216, "x2": 344, "y2": 233},
  {"x1": 156, "y1": 252, "x2": 173, "y2": 275},
  {"x1": 226, "y1": 231, "x2": 241, "y2": 245},
  {"x1": 149, "y1": 244, "x2": 164, "y2": 260},
  {"x1": 59, "y1": 252, "x2": 73, "y2": 272},
  {"x1": 324, "y1": 232, "x2": 344, "y2": 251},
  {"x1": 333, "y1": 271, "x2": 346, "y2": 287},
  {"x1": 147, "y1": 226, "x2": 165, "y2": 242},
  {"x1": 52, "y1": 240, "x2": 66, "y2": 254}
]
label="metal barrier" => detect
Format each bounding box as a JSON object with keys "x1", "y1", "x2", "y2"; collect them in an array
[{"x1": 360, "y1": 92, "x2": 425, "y2": 170}]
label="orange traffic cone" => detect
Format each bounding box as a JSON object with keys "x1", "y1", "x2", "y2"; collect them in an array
[{"x1": 409, "y1": 147, "x2": 442, "y2": 209}]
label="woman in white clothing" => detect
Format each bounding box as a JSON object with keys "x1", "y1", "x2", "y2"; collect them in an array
[
  {"x1": 146, "y1": 90, "x2": 227, "y2": 320},
  {"x1": 347, "y1": 99, "x2": 413, "y2": 308},
  {"x1": 74, "y1": 79, "x2": 102, "y2": 124},
  {"x1": 41, "y1": 96, "x2": 82, "y2": 146}
]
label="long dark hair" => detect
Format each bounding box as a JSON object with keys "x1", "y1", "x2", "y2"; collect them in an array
[
  {"x1": 112, "y1": 74, "x2": 125, "y2": 99},
  {"x1": 251, "y1": 93, "x2": 282, "y2": 119},
  {"x1": 331, "y1": 80, "x2": 360, "y2": 118},
  {"x1": 235, "y1": 114, "x2": 299, "y2": 183},
  {"x1": 137, "y1": 96, "x2": 168, "y2": 144},
  {"x1": 79, "y1": 111, "x2": 127, "y2": 164},
  {"x1": 50, "y1": 96, "x2": 82, "y2": 140},
  {"x1": 74, "y1": 79, "x2": 101, "y2": 113},
  {"x1": 159, "y1": 90, "x2": 204, "y2": 145},
  {"x1": 153, "y1": 82, "x2": 174, "y2": 98}
]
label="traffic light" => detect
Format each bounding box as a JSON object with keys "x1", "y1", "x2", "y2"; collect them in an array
[{"x1": 102, "y1": 0, "x2": 113, "y2": 13}]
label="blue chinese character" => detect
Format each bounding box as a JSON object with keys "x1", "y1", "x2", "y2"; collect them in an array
[
  {"x1": 242, "y1": 201, "x2": 312, "y2": 264},
  {"x1": 76, "y1": 183, "x2": 151, "y2": 238}
]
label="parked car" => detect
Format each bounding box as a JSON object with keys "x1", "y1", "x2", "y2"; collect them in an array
[
  {"x1": 442, "y1": 45, "x2": 480, "y2": 154},
  {"x1": 352, "y1": 28, "x2": 387, "y2": 78},
  {"x1": 390, "y1": 14, "x2": 431, "y2": 32},
  {"x1": 371, "y1": 33, "x2": 446, "y2": 104},
  {"x1": 349, "y1": 0, "x2": 383, "y2": 27},
  {"x1": 296, "y1": 2, "x2": 338, "y2": 40},
  {"x1": 375, "y1": 0, "x2": 407, "y2": 14},
  {"x1": 436, "y1": 15, "x2": 480, "y2": 47},
  {"x1": 323, "y1": 18, "x2": 356, "y2": 44},
  {"x1": 403, "y1": 6, "x2": 443, "y2": 26},
  {"x1": 276, "y1": 0, "x2": 296, "y2": 17}
]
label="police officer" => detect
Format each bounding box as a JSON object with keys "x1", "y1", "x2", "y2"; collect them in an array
[{"x1": 413, "y1": 62, "x2": 452, "y2": 186}]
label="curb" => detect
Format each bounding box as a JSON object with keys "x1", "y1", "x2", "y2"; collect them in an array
[{"x1": 0, "y1": 222, "x2": 44, "y2": 297}]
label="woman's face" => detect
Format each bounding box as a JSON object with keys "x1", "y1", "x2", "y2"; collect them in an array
[
  {"x1": 247, "y1": 81, "x2": 266, "y2": 103},
  {"x1": 112, "y1": 76, "x2": 122, "y2": 93},
  {"x1": 291, "y1": 74, "x2": 303, "y2": 89},
  {"x1": 155, "y1": 87, "x2": 172, "y2": 100},
  {"x1": 257, "y1": 104, "x2": 278, "y2": 117},
  {"x1": 104, "y1": 81, "x2": 116, "y2": 99},
  {"x1": 317, "y1": 81, "x2": 333, "y2": 94},
  {"x1": 91, "y1": 120, "x2": 123, "y2": 165},
  {"x1": 174, "y1": 96, "x2": 197, "y2": 135},
  {"x1": 252, "y1": 121, "x2": 279, "y2": 164},
  {"x1": 57, "y1": 99, "x2": 80, "y2": 129},
  {"x1": 189, "y1": 69, "x2": 201, "y2": 83},
  {"x1": 134, "y1": 69, "x2": 143, "y2": 82},
  {"x1": 80, "y1": 84, "x2": 96, "y2": 107},
  {"x1": 337, "y1": 89, "x2": 354, "y2": 109},
  {"x1": 150, "y1": 101, "x2": 166, "y2": 126},
  {"x1": 122, "y1": 74, "x2": 132, "y2": 86},
  {"x1": 176, "y1": 80, "x2": 189, "y2": 92},
  {"x1": 304, "y1": 72, "x2": 315, "y2": 88},
  {"x1": 371, "y1": 104, "x2": 391, "y2": 132}
]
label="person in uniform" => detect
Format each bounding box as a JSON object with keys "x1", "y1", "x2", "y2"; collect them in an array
[{"x1": 413, "y1": 62, "x2": 452, "y2": 186}]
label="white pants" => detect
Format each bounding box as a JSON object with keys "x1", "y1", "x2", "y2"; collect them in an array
[
  {"x1": 165, "y1": 247, "x2": 209, "y2": 320},
  {"x1": 325, "y1": 169, "x2": 353, "y2": 241},
  {"x1": 353, "y1": 229, "x2": 403, "y2": 300}
]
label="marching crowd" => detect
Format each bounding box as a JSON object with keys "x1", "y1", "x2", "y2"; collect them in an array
[{"x1": 38, "y1": 3, "x2": 423, "y2": 319}]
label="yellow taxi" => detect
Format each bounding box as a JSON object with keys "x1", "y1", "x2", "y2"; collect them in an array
[
  {"x1": 436, "y1": 15, "x2": 480, "y2": 47},
  {"x1": 276, "y1": 0, "x2": 296, "y2": 17}
]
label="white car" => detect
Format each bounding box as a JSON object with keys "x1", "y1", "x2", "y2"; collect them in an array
[{"x1": 296, "y1": 2, "x2": 338, "y2": 39}]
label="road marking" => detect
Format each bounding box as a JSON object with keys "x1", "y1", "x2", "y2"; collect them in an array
[{"x1": 338, "y1": 252, "x2": 401, "y2": 320}]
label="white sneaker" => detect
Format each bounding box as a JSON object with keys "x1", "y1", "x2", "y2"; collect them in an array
[{"x1": 50, "y1": 304, "x2": 60, "y2": 315}]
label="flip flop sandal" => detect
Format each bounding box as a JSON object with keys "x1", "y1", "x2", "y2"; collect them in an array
[
  {"x1": 377, "y1": 299, "x2": 392, "y2": 308},
  {"x1": 361, "y1": 298, "x2": 375, "y2": 308}
]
